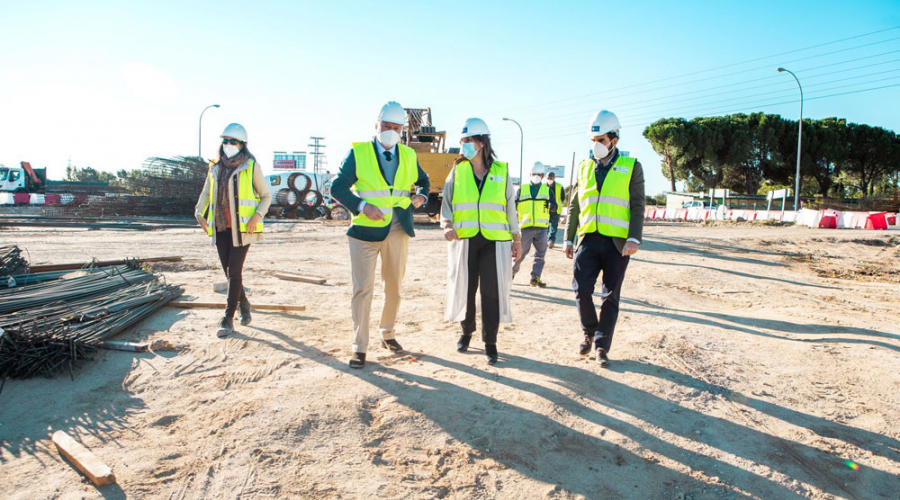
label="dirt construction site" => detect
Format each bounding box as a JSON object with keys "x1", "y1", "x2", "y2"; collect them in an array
[{"x1": 1, "y1": 221, "x2": 899, "y2": 500}]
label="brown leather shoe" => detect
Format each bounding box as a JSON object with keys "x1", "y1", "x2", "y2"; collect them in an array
[
  {"x1": 579, "y1": 335, "x2": 592, "y2": 355},
  {"x1": 596, "y1": 348, "x2": 610, "y2": 368},
  {"x1": 349, "y1": 352, "x2": 366, "y2": 369},
  {"x1": 381, "y1": 339, "x2": 403, "y2": 352}
]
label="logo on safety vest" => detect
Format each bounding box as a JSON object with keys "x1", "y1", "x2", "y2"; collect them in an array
[{"x1": 489, "y1": 175, "x2": 504, "y2": 183}]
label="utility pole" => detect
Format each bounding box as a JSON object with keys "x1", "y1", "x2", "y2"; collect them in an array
[{"x1": 308, "y1": 137, "x2": 327, "y2": 191}]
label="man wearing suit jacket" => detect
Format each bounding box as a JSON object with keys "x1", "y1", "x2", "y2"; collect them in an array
[
  {"x1": 331, "y1": 101, "x2": 431, "y2": 369},
  {"x1": 564, "y1": 110, "x2": 645, "y2": 368}
]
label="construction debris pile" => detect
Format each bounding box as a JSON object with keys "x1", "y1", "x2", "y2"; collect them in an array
[
  {"x1": 1, "y1": 245, "x2": 30, "y2": 279},
  {"x1": 0, "y1": 247, "x2": 183, "y2": 380},
  {"x1": 50, "y1": 156, "x2": 208, "y2": 217},
  {"x1": 271, "y1": 172, "x2": 350, "y2": 221}
]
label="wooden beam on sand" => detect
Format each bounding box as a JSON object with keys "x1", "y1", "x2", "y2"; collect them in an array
[
  {"x1": 51, "y1": 431, "x2": 117, "y2": 487},
  {"x1": 272, "y1": 272, "x2": 326, "y2": 285},
  {"x1": 166, "y1": 300, "x2": 305, "y2": 312}
]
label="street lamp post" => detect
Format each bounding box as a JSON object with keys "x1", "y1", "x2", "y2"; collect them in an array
[
  {"x1": 199, "y1": 104, "x2": 221, "y2": 159},
  {"x1": 502, "y1": 117, "x2": 524, "y2": 184},
  {"x1": 777, "y1": 67, "x2": 803, "y2": 211}
]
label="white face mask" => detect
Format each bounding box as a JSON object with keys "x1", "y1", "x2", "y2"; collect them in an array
[
  {"x1": 531, "y1": 175, "x2": 543, "y2": 184},
  {"x1": 223, "y1": 144, "x2": 241, "y2": 158},
  {"x1": 462, "y1": 142, "x2": 479, "y2": 160},
  {"x1": 592, "y1": 141, "x2": 610, "y2": 160},
  {"x1": 378, "y1": 129, "x2": 401, "y2": 149}
]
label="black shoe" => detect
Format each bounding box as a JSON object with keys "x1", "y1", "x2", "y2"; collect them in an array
[
  {"x1": 579, "y1": 335, "x2": 592, "y2": 355},
  {"x1": 216, "y1": 316, "x2": 233, "y2": 338},
  {"x1": 349, "y1": 352, "x2": 366, "y2": 369},
  {"x1": 456, "y1": 335, "x2": 472, "y2": 353},
  {"x1": 381, "y1": 339, "x2": 403, "y2": 352},
  {"x1": 596, "y1": 348, "x2": 610, "y2": 368},
  {"x1": 485, "y1": 344, "x2": 498, "y2": 365},
  {"x1": 530, "y1": 276, "x2": 547, "y2": 288},
  {"x1": 239, "y1": 297, "x2": 252, "y2": 326}
]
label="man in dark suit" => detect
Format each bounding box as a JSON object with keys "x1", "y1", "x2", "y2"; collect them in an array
[
  {"x1": 564, "y1": 110, "x2": 645, "y2": 368},
  {"x1": 331, "y1": 101, "x2": 430, "y2": 369}
]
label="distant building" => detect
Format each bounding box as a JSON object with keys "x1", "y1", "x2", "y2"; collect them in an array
[{"x1": 273, "y1": 151, "x2": 307, "y2": 171}]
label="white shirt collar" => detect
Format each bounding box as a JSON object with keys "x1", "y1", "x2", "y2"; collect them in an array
[{"x1": 374, "y1": 139, "x2": 396, "y2": 157}]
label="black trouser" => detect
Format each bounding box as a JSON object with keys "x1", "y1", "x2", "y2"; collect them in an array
[
  {"x1": 215, "y1": 231, "x2": 250, "y2": 317},
  {"x1": 461, "y1": 232, "x2": 500, "y2": 345},
  {"x1": 572, "y1": 233, "x2": 630, "y2": 352}
]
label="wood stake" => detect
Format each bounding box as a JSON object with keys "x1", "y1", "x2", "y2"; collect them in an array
[
  {"x1": 100, "y1": 341, "x2": 148, "y2": 352},
  {"x1": 52, "y1": 430, "x2": 117, "y2": 486},
  {"x1": 166, "y1": 300, "x2": 305, "y2": 312},
  {"x1": 272, "y1": 272, "x2": 326, "y2": 285}
]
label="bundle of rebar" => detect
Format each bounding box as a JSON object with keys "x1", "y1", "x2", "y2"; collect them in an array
[
  {"x1": 1, "y1": 245, "x2": 30, "y2": 278},
  {"x1": 0, "y1": 264, "x2": 183, "y2": 379}
]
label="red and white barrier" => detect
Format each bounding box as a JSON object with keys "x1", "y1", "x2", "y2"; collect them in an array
[{"x1": 644, "y1": 206, "x2": 897, "y2": 230}]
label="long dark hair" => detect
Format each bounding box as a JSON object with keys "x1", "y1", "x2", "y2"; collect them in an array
[{"x1": 454, "y1": 134, "x2": 497, "y2": 167}]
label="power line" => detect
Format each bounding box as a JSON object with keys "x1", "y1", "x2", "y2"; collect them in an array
[
  {"x1": 493, "y1": 83, "x2": 900, "y2": 146},
  {"x1": 514, "y1": 25, "x2": 900, "y2": 112}
]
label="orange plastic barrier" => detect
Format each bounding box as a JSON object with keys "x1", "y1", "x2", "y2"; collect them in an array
[
  {"x1": 819, "y1": 214, "x2": 837, "y2": 229},
  {"x1": 865, "y1": 212, "x2": 888, "y2": 230}
]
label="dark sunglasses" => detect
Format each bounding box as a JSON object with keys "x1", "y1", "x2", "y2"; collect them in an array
[{"x1": 222, "y1": 138, "x2": 242, "y2": 145}]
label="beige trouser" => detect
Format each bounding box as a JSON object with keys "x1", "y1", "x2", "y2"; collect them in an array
[{"x1": 349, "y1": 225, "x2": 410, "y2": 353}]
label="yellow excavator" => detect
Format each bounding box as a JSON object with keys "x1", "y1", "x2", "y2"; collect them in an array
[{"x1": 401, "y1": 108, "x2": 459, "y2": 216}]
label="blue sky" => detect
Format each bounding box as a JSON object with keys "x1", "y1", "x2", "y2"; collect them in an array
[{"x1": 1, "y1": 0, "x2": 899, "y2": 194}]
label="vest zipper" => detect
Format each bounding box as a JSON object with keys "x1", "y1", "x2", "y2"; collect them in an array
[{"x1": 234, "y1": 172, "x2": 243, "y2": 246}]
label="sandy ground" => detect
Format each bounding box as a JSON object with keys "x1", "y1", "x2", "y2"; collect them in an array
[{"x1": 1, "y1": 221, "x2": 899, "y2": 500}]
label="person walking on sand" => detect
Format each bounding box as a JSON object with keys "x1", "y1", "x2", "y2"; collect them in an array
[
  {"x1": 442, "y1": 118, "x2": 521, "y2": 365},
  {"x1": 546, "y1": 170, "x2": 565, "y2": 249},
  {"x1": 565, "y1": 110, "x2": 645, "y2": 368},
  {"x1": 195, "y1": 123, "x2": 272, "y2": 338},
  {"x1": 330, "y1": 101, "x2": 431, "y2": 369},
  {"x1": 512, "y1": 163, "x2": 555, "y2": 288}
]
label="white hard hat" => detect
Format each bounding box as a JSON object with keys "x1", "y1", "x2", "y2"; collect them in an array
[
  {"x1": 587, "y1": 110, "x2": 621, "y2": 138},
  {"x1": 221, "y1": 123, "x2": 248, "y2": 143},
  {"x1": 531, "y1": 163, "x2": 545, "y2": 175},
  {"x1": 460, "y1": 117, "x2": 490, "y2": 138},
  {"x1": 378, "y1": 101, "x2": 406, "y2": 125}
]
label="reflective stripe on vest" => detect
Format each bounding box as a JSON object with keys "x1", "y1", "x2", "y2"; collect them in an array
[
  {"x1": 204, "y1": 159, "x2": 262, "y2": 236},
  {"x1": 517, "y1": 182, "x2": 551, "y2": 229},
  {"x1": 551, "y1": 182, "x2": 563, "y2": 214},
  {"x1": 350, "y1": 142, "x2": 417, "y2": 228},
  {"x1": 577, "y1": 156, "x2": 634, "y2": 238},
  {"x1": 450, "y1": 161, "x2": 511, "y2": 241}
]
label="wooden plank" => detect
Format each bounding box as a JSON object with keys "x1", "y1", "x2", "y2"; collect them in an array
[
  {"x1": 51, "y1": 430, "x2": 117, "y2": 487},
  {"x1": 272, "y1": 272, "x2": 326, "y2": 285},
  {"x1": 166, "y1": 300, "x2": 305, "y2": 312},
  {"x1": 100, "y1": 341, "x2": 148, "y2": 352}
]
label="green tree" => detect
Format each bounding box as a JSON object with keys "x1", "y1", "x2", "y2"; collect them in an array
[{"x1": 643, "y1": 117, "x2": 689, "y2": 192}]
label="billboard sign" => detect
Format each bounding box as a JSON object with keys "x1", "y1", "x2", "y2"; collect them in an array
[{"x1": 274, "y1": 160, "x2": 296, "y2": 170}]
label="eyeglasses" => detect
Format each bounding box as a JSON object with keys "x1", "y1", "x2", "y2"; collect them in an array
[{"x1": 222, "y1": 138, "x2": 242, "y2": 145}]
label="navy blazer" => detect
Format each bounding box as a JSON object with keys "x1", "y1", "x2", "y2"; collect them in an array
[{"x1": 330, "y1": 140, "x2": 431, "y2": 242}]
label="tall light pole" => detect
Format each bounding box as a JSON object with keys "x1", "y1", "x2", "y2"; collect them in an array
[
  {"x1": 777, "y1": 68, "x2": 803, "y2": 211},
  {"x1": 502, "y1": 117, "x2": 524, "y2": 184},
  {"x1": 199, "y1": 104, "x2": 221, "y2": 159}
]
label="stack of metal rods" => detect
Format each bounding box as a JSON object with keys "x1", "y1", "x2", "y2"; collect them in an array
[
  {"x1": 1, "y1": 245, "x2": 30, "y2": 278},
  {"x1": 0, "y1": 264, "x2": 183, "y2": 380}
]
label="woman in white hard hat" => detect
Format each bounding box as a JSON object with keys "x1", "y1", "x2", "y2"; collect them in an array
[
  {"x1": 442, "y1": 118, "x2": 521, "y2": 365},
  {"x1": 195, "y1": 123, "x2": 272, "y2": 338}
]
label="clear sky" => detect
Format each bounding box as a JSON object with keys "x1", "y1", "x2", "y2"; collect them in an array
[{"x1": 2, "y1": 0, "x2": 899, "y2": 194}]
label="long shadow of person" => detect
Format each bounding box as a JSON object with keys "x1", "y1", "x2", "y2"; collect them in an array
[
  {"x1": 498, "y1": 354, "x2": 897, "y2": 500},
  {"x1": 247, "y1": 327, "x2": 755, "y2": 498},
  {"x1": 610, "y1": 359, "x2": 900, "y2": 465}
]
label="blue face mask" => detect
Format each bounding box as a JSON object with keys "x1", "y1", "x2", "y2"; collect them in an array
[{"x1": 462, "y1": 142, "x2": 479, "y2": 160}]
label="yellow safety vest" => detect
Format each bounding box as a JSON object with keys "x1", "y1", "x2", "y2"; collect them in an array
[
  {"x1": 350, "y1": 142, "x2": 417, "y2": 228},
  {"x1": 450, "y1": 161, "x2": 511, "y2": 241},
  {"x1": 203, "y1": 159, "x2": 263, "y2": 237},
  {"x1": 576, "y1": 155, "x2": 634, "y2": 238},
  {"x1": 518, "y1": 182, "x2": 551, "y2": 229},
  {"x1": 549, "y1": 182, "x2": 564, "y2": 214}
]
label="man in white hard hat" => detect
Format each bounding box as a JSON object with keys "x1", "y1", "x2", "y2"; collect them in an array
[
  {"x1": 513, "y1": 162, "x2": 556, "y2": 287},
  {"x1": 331, "y1": 101, "x2": 431, "y2": 369},
  {"x1": 565, "y1": 110, "x2": 645, "y2": 368}
]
